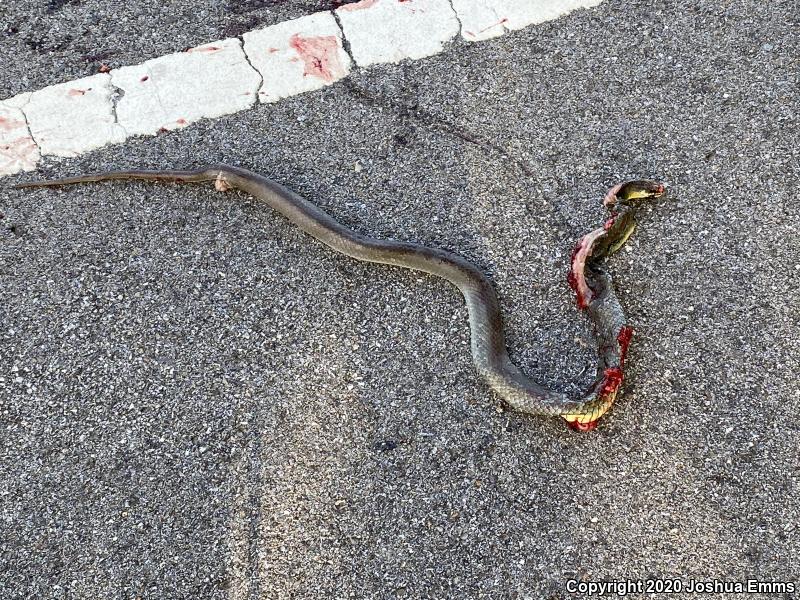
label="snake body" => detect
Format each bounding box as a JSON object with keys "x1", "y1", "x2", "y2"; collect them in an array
[{"x1": 15, "y1": 165, "x2": 665, "y2": 430}]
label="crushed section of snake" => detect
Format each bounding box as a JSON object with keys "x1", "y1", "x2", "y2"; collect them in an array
[
  {"x1": 13, "y1": 166, "x2": 665, "y2": 430},
  {"x1": 564, "y1": 180, "x2": 665, "y2": 430}
]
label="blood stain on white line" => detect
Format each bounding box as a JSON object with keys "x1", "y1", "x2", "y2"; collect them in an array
[
  {"x1": 1, "y1": 138, "x2": 38, "y2": 168},
  {"x1": 338, "y1": 0, "x2": 378, "y2": 10},
  {"x1": 0, "y1": 94, "x2": 41, "y2": 176},
  {"x1": 242, "y1": 12, "x2": 352, "y2": 103},
  {"x1": 470, "y1": 17, "x2": 508, "y2": 37},
  {"x1": 186, "y1": 45, "x2": 222, "y2": 53},
  {"x1": 0, "y1": 117, "x2": 23, "y2": 132},
  {"x1": 24, "y1": 74, "x2": 126, "y2": 157},
  {"x1": 289, "y1": 34, "x2": 348, "y2": 82}
]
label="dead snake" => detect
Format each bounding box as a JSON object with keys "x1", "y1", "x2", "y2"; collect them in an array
[{"x1": 14, "y1": 165, "x2": 665, "y2": 431}]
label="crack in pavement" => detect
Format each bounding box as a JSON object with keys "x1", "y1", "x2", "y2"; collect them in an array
[
  {"x1": 331, "y1": 9, "x2": 357, "y2": 67},
  {"x1": 15, "y1": 95, "x2": 42, "y2": 157},
  {"x1": 444, "y1": 0, "x2": 466, "y2": 37},
  {"x1": 238, "y1": 36, "x2": 265, "y2": 100},
  {"x1": 2, "y1": 93, "x2": 42, "y2": 175},
  {"x1": 107, "y1": 79, "x2": 129, "y2": 136}
]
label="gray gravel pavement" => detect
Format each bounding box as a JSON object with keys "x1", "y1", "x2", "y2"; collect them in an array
[{"x1": 1, "y1": 0, "x2": 799, "y2": 598}]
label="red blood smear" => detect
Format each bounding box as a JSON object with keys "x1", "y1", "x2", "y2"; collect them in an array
[
  {"x1": 601, "y1": 367, "x2": 624, "y2": 396},
  {"x1": 617, "y1": 326, "x2": 634, "y2": 367},
  {"x1": 187, "y1": 45, "x2": 220, "y2": 53},
  {"x1": 567, "y1": 419, "x2": 598, "y2": 432},
  {"x1": 140, "y1": 76, "x2": 149, "y2": 82},
  {"x1": 338, "y1": 0, "x2": 377, "y2": 10},
  {"x1": 0, "y1": 117, "x2": 23, "y2": 131},
  {"x1": 67, "y1": 89, "x2": 87, "y2": 97},
  {"x1": 1, "y1": 137, "x2": 38, "y2": 167},
  {"x1": 289, "y1": 34, "x2": 345, "y2": 83},
  {"x1": 176, "y1": 118, "x2": 187, "y2": 125},
  {"x1": 567, "y1": 239, "x2": 590, "y2": 309},
  {"x1": 475, "y1": 17, "x2": 510, "y2": 35},
  {"x1": 604, "y1": 216, "x2": 617, "y2": 230}
]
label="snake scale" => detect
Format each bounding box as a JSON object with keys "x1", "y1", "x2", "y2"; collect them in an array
[{"x1": 14, "y1": 165, "x2": 665, "y2": 430}]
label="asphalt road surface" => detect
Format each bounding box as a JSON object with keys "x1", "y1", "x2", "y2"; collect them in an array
[{"x1": 1, "y1": 0, "x2": 798, "y2": 598}]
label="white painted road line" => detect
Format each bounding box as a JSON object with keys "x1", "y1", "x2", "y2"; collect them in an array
[
  {"x1": 24, "y1": 74, "x2": 126, "y2": 157},
  {"x1": 451, "y1": 0, "x2": 508, "y2": 41},
  {"x1": 0, "y1": 0, "x2": 605, "y2": 178},
  {"x1": 501, "y1": 0, "x2": 605, "y2": 32},
  {"x1": 112, "y1": 39, "x2": 261, "y2": 136},
  {"x1": 0, "y1": 94, "x2": 39, "y2": 176},
  {"x1": 455, "y1": 0, "x2": 604, "y2": 41},
  {"x1": 243, "y1": 12, "x2": 352, "y2": 104},
  {"x1": 336, "y1": 0, "x2": 460, "y2": 67}
]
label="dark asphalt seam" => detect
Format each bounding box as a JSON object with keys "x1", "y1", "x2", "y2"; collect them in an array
[{"x1": 342, "y1": 78, "x2": 534, "y2": 177}]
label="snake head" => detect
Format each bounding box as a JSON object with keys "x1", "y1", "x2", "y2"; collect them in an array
[{"x1": 603, "y1": 180, "x2": 666, "y2": 208}]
